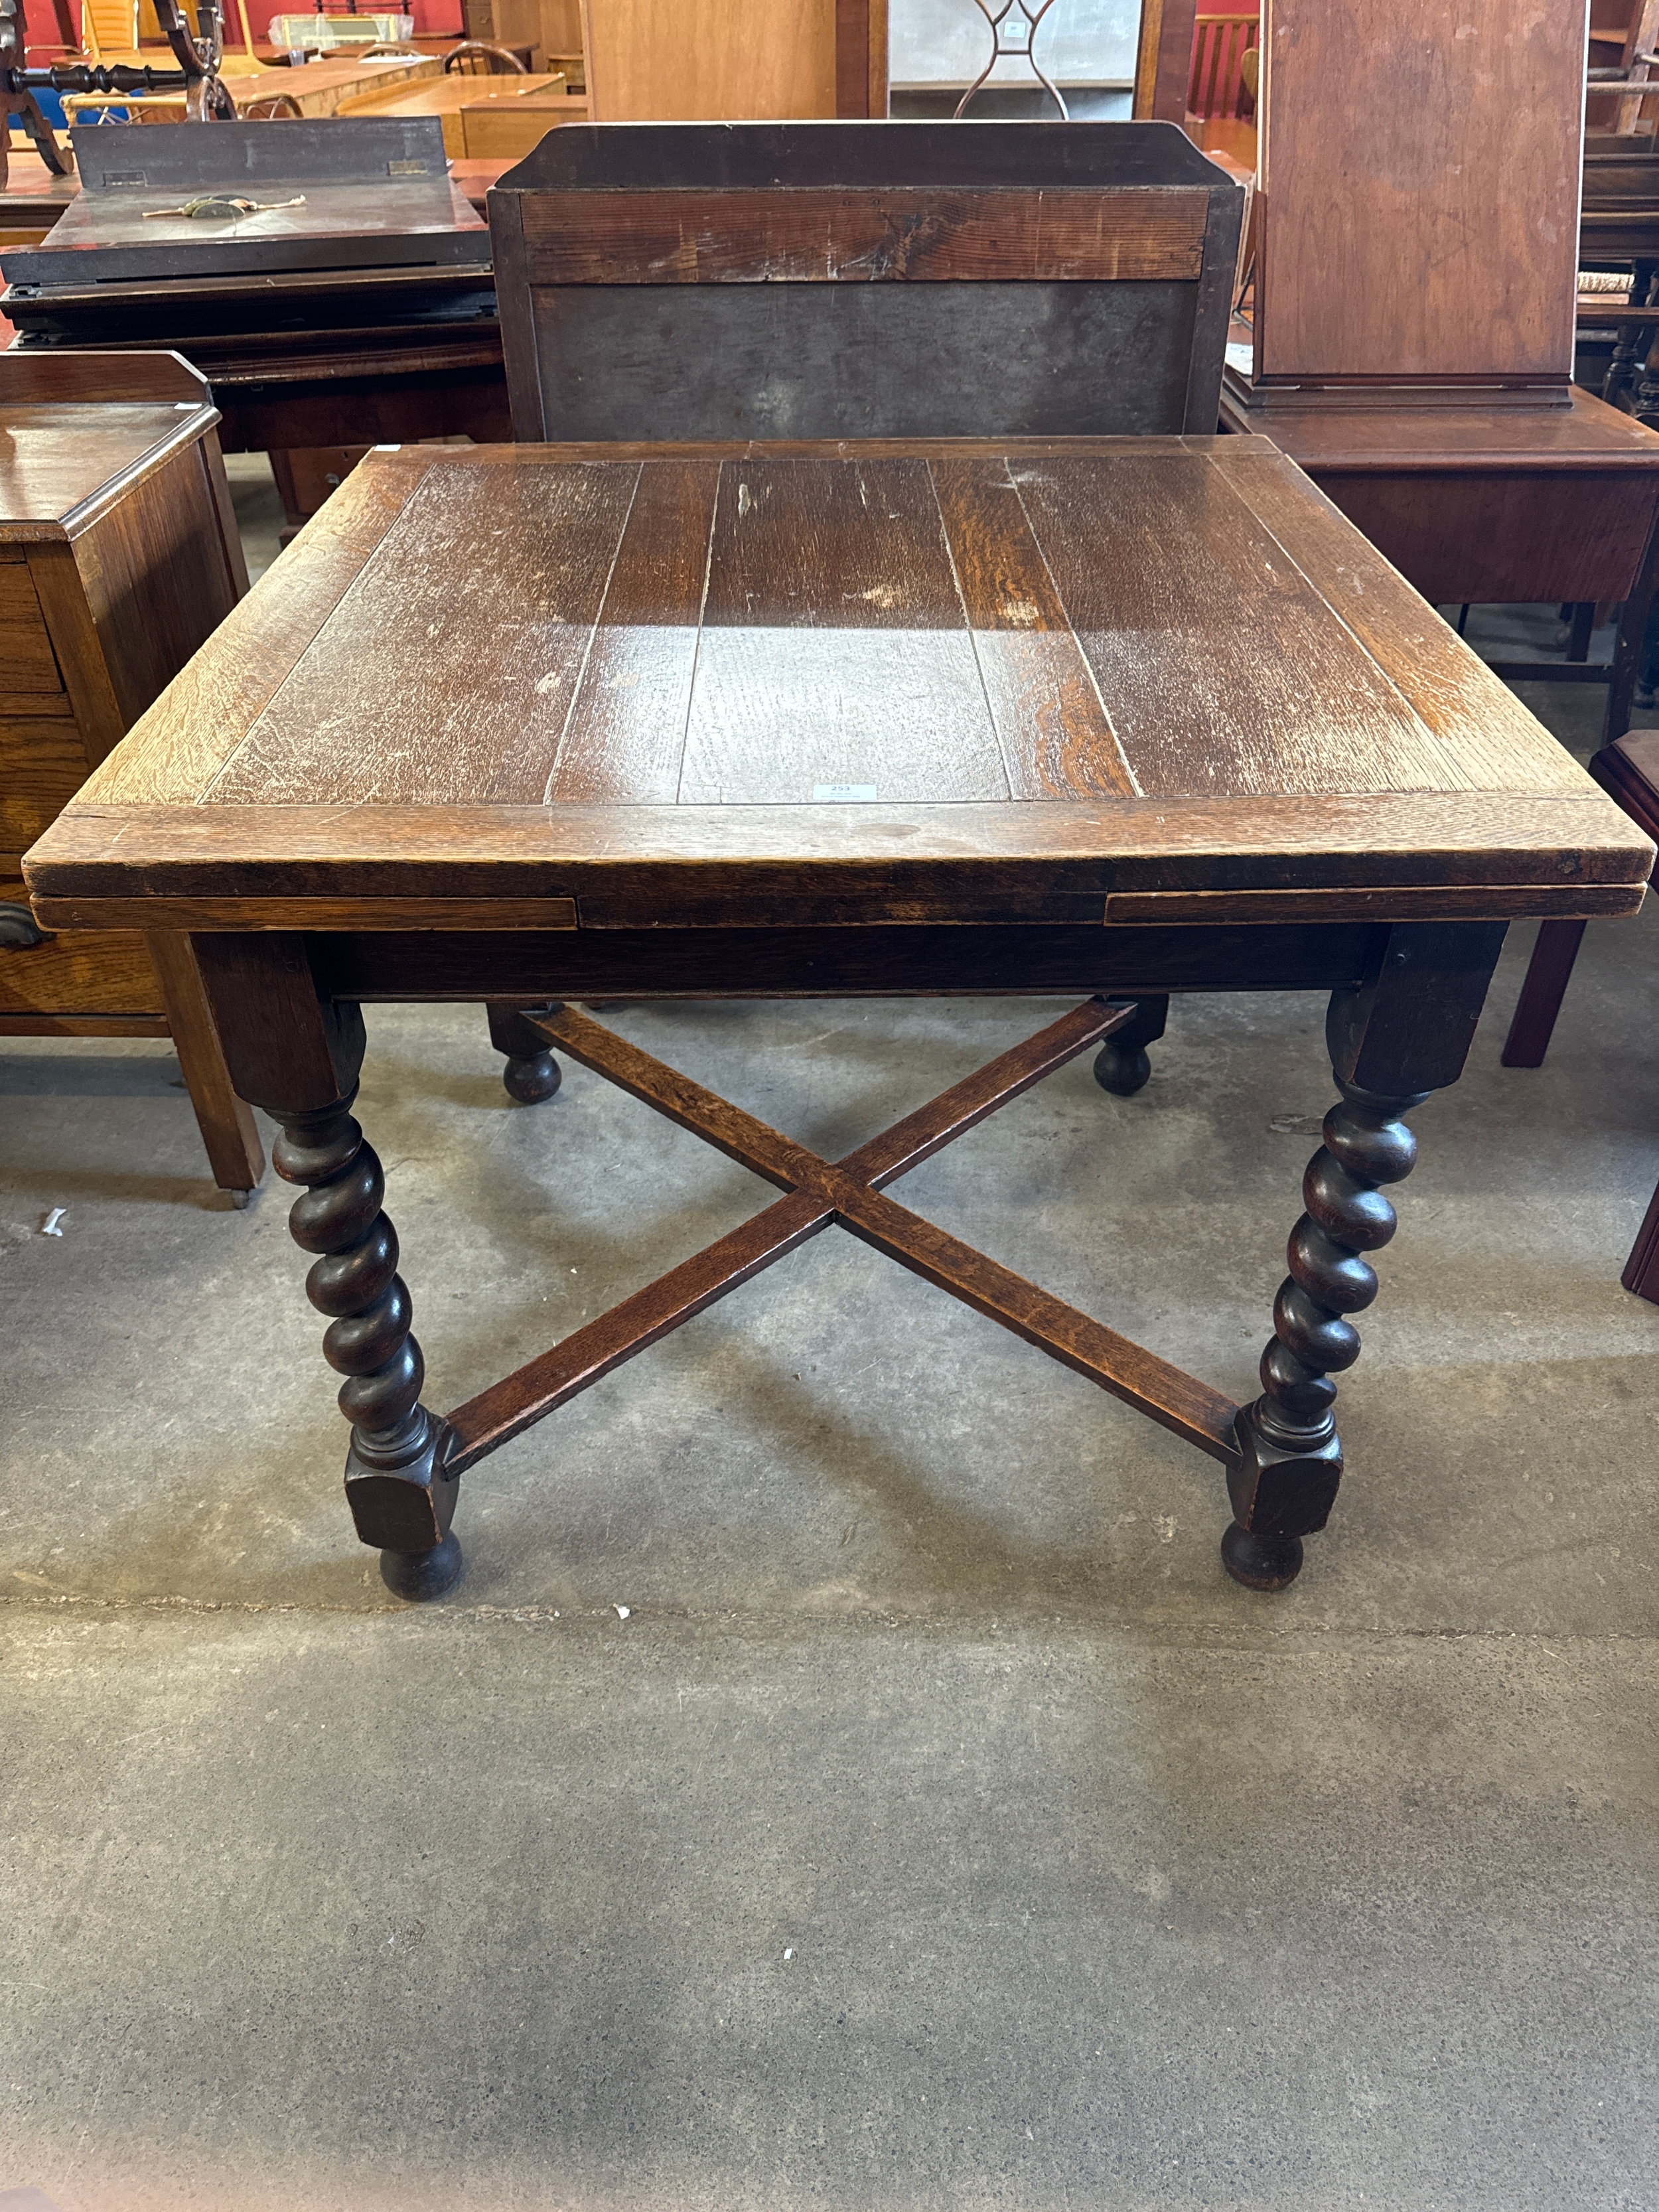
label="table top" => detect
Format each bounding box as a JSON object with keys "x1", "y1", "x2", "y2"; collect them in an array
[
  {"x1": 338, "y1": 70, "x2": 565, "y2": 119},
  {"x1": 1224, "y1": 386, "x2": 1659, "y2": 472},
  {"x1": 25, "y1": 437, "x2": 1653, "y2": 934}
]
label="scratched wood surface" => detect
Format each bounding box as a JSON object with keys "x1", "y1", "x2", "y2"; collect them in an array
[
  {"x1": 28, "y1": 438, "x2": 1653, "y2": 926},
  {"x1": 514, "y1": 187, "x2": 1210, "y2": 285},
  {"x1": 491, "y1": 121, "x2": 1242, "y2": 444}
]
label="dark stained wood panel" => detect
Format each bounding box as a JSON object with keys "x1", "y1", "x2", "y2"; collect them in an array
[
  {"x1": 0, "y1": 402, "x2": 207, "y2": 536},
  {"x1": 77, "y1": 443, "x2": 243, "y2": 735},
  {"x1": 679, "y1": 456, "x2": 1007, "y2": 804},
  {"x1": 1010, "y1": 453, "x2": 1471, "y2": 798},
  {"x1": 210, "y1": 460, "x2": 642, "y2": 805},
  {"x1": 516, "y1": 187, "x2": 1210, "y2": 284},
  {"x1": 1258, "y1": 0, "x2": 1587, "y2": 382},
  {"x1": 930, "y1": 457, "x2": 1133, "y2": 800},
  {"x1": 546, "y1": 459, "x2": 719, "y2": 804}
]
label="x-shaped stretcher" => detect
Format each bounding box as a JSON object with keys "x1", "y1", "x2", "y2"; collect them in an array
[{"x1": 441, "y1": 997, "x2": 1243, "y2": 1479}]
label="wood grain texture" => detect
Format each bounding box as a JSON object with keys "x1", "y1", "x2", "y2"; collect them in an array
[
  {"x1": 72, "y1": 442, "x2": 244, "y2": 736},
  {"x1": 514, "y1": 187, "x2": 1209, "y2": 283},
  {"x1": 680, "y1": 455, "x2": 1007, "y2": 804},
  {"x1": 1304, "y1": 470, "x2": 1659, "y2": 608},
  {"x1": 1258, "y1": 0, "x2": 1587, "y2": 382},
  {"x1": 1, "y1": 718, "x2": 93, "y2": 849},
  {"x1": 82, "y1": 457, "x2": 427, "y2": 806},
  {"x1": 545, "y1": 458, "x2": 719, "y2": 803},
  {"x1": 1206, "y1": 444, "x2": 1597, "y2": 794},
  {"x1": 28, "y1": 441, "x2": 1653, "y2": 933},
  {"x1": 0, "y1": 352, "x2": 210, "y2": 413},
  {"x1": 25, "y1": 790, "x2": 1654, "y2": 926},
  {"x1": 1102, "y1": 884, "x2": 1643, "y2": 923},
  {"x1": 1009, "y1": 453, "x2": 1471, "y2": 799},
  {"x1": 1133, "y1": 0, "x2": 1200, "y2": 122},
  {"x1": 22, "y1": 542, "x2": 126, "y2": 767},
  {"x1": 0, "y1": 872, "x2": 159, "y2": 1015},
  {"x1": 930, "y1": 457, "x2": 1133, "y2": 800},
  {"x1": 459, "y1": 96, "x2": 575, "y2": 159},
  {"x1": 335, "y1": 71, "x2": 566, "y2": 157},
  {"x1": 210, "y1": 460, "x2": 642, "y2": 805},
  {"x1": 1235, "y1": 392, "x2": 1659, "y2": 467},
  {"x1": 494, "y1": 122, "x2": 1240, "y2": 445},
  {"x1": 0, "y1": 566, "x2": 62, "y2": 691},
  {"x1": 581, "y1": 0, "x2": 836, "y2": 120},
  {"x1": 834, "y1": 0, "x2": 887, "y2": 118}
]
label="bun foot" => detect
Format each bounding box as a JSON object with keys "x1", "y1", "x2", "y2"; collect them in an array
[
  {"x1": 1093, "y1": 1038, "x2": 1151, "y2": 1096},
  {"x1": 1220, "y1": 1522, "x2": 1305, "y2": 1591},
  {"x1": 1092, "y1": 996, "x2": 1167, "y2": 1096},
  {"x1": 380, "y1": 1531, "x2": 463, "y2": 1601},
  {"x1": 502, "y1": 1050, "x2": 561, "y2": 1105}
]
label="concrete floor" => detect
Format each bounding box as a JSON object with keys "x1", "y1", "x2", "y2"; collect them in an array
[{"x1": 3, "y1": 542, "x2": 1658, "y2": 2207}]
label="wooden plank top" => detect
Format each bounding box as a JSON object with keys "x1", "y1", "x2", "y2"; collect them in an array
[{"x1": 23, "y1": 437, "x2": 1654, "y2": 931}]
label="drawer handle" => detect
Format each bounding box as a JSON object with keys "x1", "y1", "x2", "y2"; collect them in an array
[{"x1": 0, "y1": 901, "x2": 54, "y2": 950}]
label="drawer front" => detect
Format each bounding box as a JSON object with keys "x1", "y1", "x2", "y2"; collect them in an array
[
  {"x1": 0, "y1": 871, "x2": 161, "y2": 1017},
  {"x1": 0, "y1": 717, "x2": 94, "y2": 849},
  {"x1": 0, "y1": 565, "x2": 66, "y2": 694}
]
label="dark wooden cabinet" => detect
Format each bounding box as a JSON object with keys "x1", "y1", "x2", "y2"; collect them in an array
[{"x1": 1, "y1": 349, "x2": 263, "y2": 1201}]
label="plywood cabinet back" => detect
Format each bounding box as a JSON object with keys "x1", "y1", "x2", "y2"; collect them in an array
[
  {"x1": 581, "y1": 0, "x2": 836, "y2": 119},
  {"x1": 1258, "y1": 0, "x2": 1588, "y2": 384}
]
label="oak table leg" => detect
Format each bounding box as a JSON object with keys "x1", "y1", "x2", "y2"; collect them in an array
[
  {"x1": 146, "y1": 930, "x2": 266, "y2": 1203},
  {"x1": 194, "y1": 935, "x2": 460, "y2": 1599},
  {"x1": 486, "y1": 1000, "x2": 563, "y2": 1104},
  {"x1": 1092, "y1": 994, "x2": 1169, "y2": 1096},
  {"x1": 1226, "y1": 922, "x2": 1506, "y2": 1589}
]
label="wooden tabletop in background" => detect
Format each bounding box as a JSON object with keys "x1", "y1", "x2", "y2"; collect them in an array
[{"x1": 24, "y1": 437, "x2": 1654, "y2": 934}]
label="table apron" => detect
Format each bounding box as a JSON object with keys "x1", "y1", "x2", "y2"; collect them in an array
[{"x1": 304, "y1": 920, "x2": 1388, "y2": 1003}]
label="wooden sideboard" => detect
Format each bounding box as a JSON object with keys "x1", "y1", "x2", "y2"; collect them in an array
[{"x1": 1, "y1": 350, "x2": 264, "y2": 1202}]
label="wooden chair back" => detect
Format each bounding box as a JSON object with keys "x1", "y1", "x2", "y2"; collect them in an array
[
  {"x1": 1188, "y1": 14, "x2": 1258, "y2": 121},
  {"x1": 489, "y1": 121, "x2": 1245, "y2": 443},
  {"x1": 242, "y1": 90, "x2": 303, "y2": 116},
  {"x1": 445, "y1": 38, "x2": 526, "y2": 72}
]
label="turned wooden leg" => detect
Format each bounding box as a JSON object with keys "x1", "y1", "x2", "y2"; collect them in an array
[
  {"x1": 1224, "y1": 922, "x2": 1506, "y2": 1589},
  {"x1": 1226, "y1": 1080, "x2": 1425, "y2": 1589},
  {"x1": 272, "y1": 1090, "x2": 460, "y2": 1599},
  {"x1": 191, "y1": 932, "x2": 461, "y2": 1600},
  {"x1": 1092, "y1": 995, "x2": 1168, "y2": 1096},
  {"x1": 1500, "y1": 920, "x2": 1588, "y2": 1068},
  {"x1": 487, "y1": 1000, "x2": 563, "y2": 1105}
]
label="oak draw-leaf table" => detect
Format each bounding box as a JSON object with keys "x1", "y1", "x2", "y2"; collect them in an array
[{"x1": 22, "y1": 438, "x2": 1654, "y2": 1599}]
